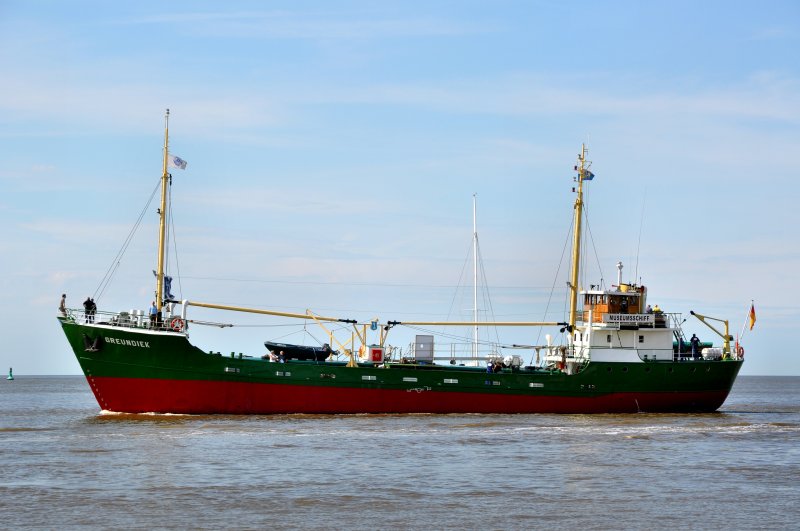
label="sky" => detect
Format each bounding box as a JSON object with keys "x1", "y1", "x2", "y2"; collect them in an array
[{"x1": 1, "y1": 0, "x2": 798, "y2": 376}]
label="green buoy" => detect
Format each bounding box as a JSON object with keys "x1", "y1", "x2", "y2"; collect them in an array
[{"x1": 6, "y1": 367, "x2": 12, "y2": 380}]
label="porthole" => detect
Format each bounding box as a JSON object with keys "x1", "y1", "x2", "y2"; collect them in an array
[
  {"x1": 622, "y1": 367, "x2": 628, "y2": 373},
  {"x1": 607, "y1": 367, "x2": 612, "y2": 372}
]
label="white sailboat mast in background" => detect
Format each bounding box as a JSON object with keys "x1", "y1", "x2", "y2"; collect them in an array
[{"x1": 472, "y1": 193, "x2": 479, "y2": 360}]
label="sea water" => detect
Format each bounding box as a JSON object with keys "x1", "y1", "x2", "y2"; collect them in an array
[{"x1": 1, "y1": 376, "x2": 798, "y2": 530}]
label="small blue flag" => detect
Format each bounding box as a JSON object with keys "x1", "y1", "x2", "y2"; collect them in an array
[{"x1": 583, "y1": 170, "x2": 595, "y2": 181}]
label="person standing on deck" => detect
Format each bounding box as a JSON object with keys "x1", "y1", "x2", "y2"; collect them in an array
[
  {"x1": 83, "y1": 297, "x2": 92, "y2": 323},
  {"x1": 149, "y1": 301, "x2": 158, "y2": 329},
  {"x1": 690, "y1": 334, "x2": 701, "y2": 359},
  {"x1": 58, "y1": 294, "x2": 67, "y2": 316}
]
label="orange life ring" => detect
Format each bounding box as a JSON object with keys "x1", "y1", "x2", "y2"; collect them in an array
[{"x1": 170, "y1": 317, "x2": 185, "y2": 332}]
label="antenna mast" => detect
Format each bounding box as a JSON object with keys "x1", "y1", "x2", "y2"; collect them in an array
[{"x1": 568, "y1": 144, "x2": 588, "y2": 332}]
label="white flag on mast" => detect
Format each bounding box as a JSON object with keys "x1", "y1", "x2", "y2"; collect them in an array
[{"x1": 168, "y1": 154, "x2": 188, "y2": 170}]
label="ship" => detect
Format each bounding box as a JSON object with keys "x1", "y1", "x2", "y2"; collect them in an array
[{"x1": 57, "y1": 110, "x2": 744, "y2": 414}]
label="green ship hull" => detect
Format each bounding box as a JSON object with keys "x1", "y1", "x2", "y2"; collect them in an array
[{"x1": 60, "y1": 317, "x2": 743, "y2": 414}]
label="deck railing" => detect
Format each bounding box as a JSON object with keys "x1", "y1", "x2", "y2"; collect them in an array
[{"x1": 62, "y1": 308, "x2": 183, "y2": 332}]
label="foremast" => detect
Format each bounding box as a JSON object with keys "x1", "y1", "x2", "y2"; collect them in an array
[
  {"x1": 155, "y1": 109, "x2": 170, "y2": 313},
  {"x1": 568, "y1": 144, "x2": 589, "y2": 332}
]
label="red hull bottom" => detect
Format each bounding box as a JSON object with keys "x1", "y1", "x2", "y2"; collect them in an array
[{"x1": 87, "y1": 376, "x2": 730, "y2": 414}]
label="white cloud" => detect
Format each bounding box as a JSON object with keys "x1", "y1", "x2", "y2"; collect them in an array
[
  {"x1": 748, "y1": 26, "x2": 796, "y2": 41},
  {"x1": 115, "y1": 10, "x2": 495, "y2": 40},
  {"x1": 3, "y1": 65, "x2": 797, "y2": 147}
]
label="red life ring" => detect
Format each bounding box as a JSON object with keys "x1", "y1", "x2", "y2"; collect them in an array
[
  {"x1": 736, "y1": 345, "x2": 744, "y2": 357},
  {"x1": 170, "y1": 317, "x2": 185, "y2": 332}
]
